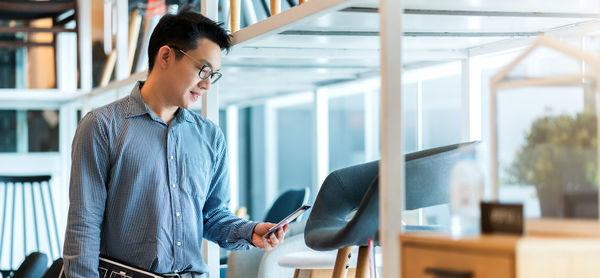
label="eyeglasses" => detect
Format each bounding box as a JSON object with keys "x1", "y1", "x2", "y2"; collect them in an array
[{"x1": 169, "y1": 45, "x2": 223, "y2": 84}]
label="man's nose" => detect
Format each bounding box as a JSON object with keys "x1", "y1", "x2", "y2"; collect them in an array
[{"x1": 198, "y1": 77, "x2": 211, "y2": 91}]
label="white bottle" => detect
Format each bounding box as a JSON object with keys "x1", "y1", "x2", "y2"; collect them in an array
[{"x1": 450, "y1": 158, "x2": 484, "y2": 238}]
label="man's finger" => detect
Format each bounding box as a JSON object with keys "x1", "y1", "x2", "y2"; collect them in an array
[
  {"x1": 276, "y1": 228, "x2": 285, "y2": 245},
  {"x1": 269, "y1": 232, "x2": 280, "y2": 246},
  {"x1": 262, "y1": 238, "x2": 272, "y2": 250}
]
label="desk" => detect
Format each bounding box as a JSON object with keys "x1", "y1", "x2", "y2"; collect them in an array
[{"x1": 399, "y1": 233, "x2": 600, "y2": 278}]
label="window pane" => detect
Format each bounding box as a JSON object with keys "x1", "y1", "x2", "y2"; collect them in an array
[
  {"x1": 27, "y1": 110, "x2": 59, "y2": 152},
  {"x1": 421, "y1": 72, "x2": 462, "y2": 149},
  {"x1": 0, "y1": 41, "x2": 16, "y2": 88},
  {"x1": 237, "y1": 108, "x2": 251, "y2": 210},
  {"x1": 403, "y1": 82, "x2": 418, "y2": 153},
  {"x1": 277, "y1": 104, "x2": 314, "y2": 193},
  {"x1": 329, "y1": 93, "x2": 365, "y2": 171},
  {"x1": 0, "y1": 110, "x2": 17, "y2": 152}
]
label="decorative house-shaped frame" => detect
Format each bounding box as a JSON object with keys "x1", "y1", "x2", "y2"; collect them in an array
[{"x1": 490, "y1": 35, "x2": 600, "y2": 235}]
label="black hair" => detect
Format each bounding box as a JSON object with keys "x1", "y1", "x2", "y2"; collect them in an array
[{"x1": 147, "y1": 8, "x2": 231, "y2": 72}]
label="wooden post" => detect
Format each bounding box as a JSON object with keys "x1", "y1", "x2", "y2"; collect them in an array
[
  {"x1": 230, "y1": 0, "x2": 241, "y2": 32},
  {"x1": 332, "y1": 246, "x2": 353, "y2": 278},
  {"x1": 356, "y1": 246, "x2": 370, "y2": 278},
  {"x1": 127, "y1": 9, "x2": 142, "y2": 74},
  {"x1": 99, "y1": 50, "x2": 117, "y2": 86},
  {"x1": 270, "y1": 0, "x2": 280, "y2": 16}
]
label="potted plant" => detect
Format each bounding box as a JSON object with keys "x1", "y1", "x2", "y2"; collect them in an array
[{"x1": 508, "y1": 110, "x2": 598, "y2": 218}]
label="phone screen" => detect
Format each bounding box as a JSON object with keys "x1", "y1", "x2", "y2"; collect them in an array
[{"x1": 263, "y1": 204, "x2": 311, "y2": 238}]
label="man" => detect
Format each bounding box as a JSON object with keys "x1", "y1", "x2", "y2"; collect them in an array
[{"x1": 63, "y1": 9, "x2": 288, "y2": 277}]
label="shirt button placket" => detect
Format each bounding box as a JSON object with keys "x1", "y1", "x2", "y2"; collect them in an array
[{"x1": 168, "y1": 128, "x2": 183, "y2": 268}]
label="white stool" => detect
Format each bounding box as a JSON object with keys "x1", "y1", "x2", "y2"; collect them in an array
[{"x1": 278, "y1": 248, "x2": 381, "y2": 278}]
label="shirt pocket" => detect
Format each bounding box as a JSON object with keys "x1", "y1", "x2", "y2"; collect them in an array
[{"x1": 182, "y1": 155, "x2": 210, "y2": 199}]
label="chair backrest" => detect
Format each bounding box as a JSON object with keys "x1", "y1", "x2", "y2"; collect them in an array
[
  {"x1": 42, "y1": 258, "x2": 63, "y2": 278},
  {"x1": 13, "y1": 252, "x2": 48, "y2": 278},
  {"x1": 304, "y1": 141, "x2": 480, "y2": 250},
  {"x1": 304, "y1": 161, "x2": 379, "y2": 251},
  {"x1": 0, "y1": 175, "x2": 60, "y2": 271},
  {"x1": 405, "y1": 142, "x2": 479, "y2": 210},
  {"x1": 263, "y1": 188, "x2": 310, "y2": 223}
]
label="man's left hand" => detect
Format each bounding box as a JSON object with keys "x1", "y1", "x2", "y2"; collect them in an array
[{"x1": 252, "y1": 222, "x2": 289, "y2": 250}]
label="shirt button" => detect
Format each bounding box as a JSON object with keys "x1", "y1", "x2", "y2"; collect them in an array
[
  {"x1": 177, "y1": 241, "x2": 182, "y2": 246},
  {"x1": 172, "y1": 183, "x2": 177, "y2": 188},
  {"x1": 176, "y1": 212, "x2": 181, "y2": 217},
  {"x1": 170, "y1": 155, "x2": 174, "y2": 160}
]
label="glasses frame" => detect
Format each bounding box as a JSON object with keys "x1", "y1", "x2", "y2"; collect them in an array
[{"x1": 169, "y1": 45, "x2": 222, "y2": 84}]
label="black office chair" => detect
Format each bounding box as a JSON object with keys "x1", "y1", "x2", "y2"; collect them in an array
[
  {"x1": 41, "y1": 258, "x2": 63, "y2": 278},
  {"x1": 303, "y1": 142, "x2": 479, "y2": 278},
  {"x1": 2, "y1": 252, "x2": 48, "y2": 278},
  {"x1": 263, "y1": 187, "x2": 310, "y2": 223},
  {"x1": 0, "y1": 175, "x2": 61, "y2": 272}
]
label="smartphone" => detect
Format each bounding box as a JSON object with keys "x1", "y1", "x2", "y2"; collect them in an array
[{"x1": 263, "y1": 204, "x2": 311, "y2": 238}]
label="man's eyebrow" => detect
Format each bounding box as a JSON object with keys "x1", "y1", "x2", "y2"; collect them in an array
[{"x1": 202, "y1": 60, "x2": 214, "y2": 68}]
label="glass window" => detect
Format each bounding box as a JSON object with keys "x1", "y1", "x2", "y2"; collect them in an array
[
  {"x1": 276, "y1": 103, "x2": 314, "y2": 193},
  {"x1": 421, "y1": 64, "x2": 463, "y2": 149},
  {"x1": 27, "y1": 110, "x2": 59, "y2": 152},
  {"x1": 329, "y1": 93, "x2": 366, "y2": 171},
  {"x1": 403, "y1": 62, "x2": 464, "y2": 228},
  {"x1": 403, "y1": 82, "x2": 418, "y2": 153},
  {"x1": 237, "y1": 108, "x2": 251, "y2": 211},
  {"x1": 0, "y1": 42, "x2": 16, "y2": 88},
  {"x1": 0, "y1": 110, "x2": 17, "y2": 152}
]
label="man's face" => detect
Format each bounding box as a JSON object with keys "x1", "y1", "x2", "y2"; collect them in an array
[{"x1": 168, "y1": 38, "x2": 222, "y2": 109}]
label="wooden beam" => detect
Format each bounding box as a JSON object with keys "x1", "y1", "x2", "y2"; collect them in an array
[
  {"x1": 0, "y1": 26, "x2": 76, "y2": 34},
  {"x1": 271, "y1": 0, "x2": 281, "y2": 16},
  {"x1": 0, "y1": 41, "x2": 53, "y2": 48},
  {"x1": 230, "y1": 0, "x2": 241, "y2": 32},
  {"x1": 0, "y1": 2, "x2": 75, "y2": 11}
]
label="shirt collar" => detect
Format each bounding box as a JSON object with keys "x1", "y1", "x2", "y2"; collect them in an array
[
  {"x1": 126, "y1": 81, "x2": 195, "y2": 124},
  {"x1": 125, "y1": 81, "x2": 149, "y2": 119},
  {"x1": 178, "y1": 107, "x2": 195, "y2": 123}
]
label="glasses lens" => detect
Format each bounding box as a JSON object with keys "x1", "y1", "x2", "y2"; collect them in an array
[
  {"x1": 199, "y1": 65, "x2": 212, "y2": 80},
  {"x1": 211, "y1": 72, "x2": 222, "y2": 84}
]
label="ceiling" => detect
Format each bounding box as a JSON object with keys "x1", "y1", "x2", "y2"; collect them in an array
[{"x1": 218, "y1": 0, "x2": 600, "y2": 107}]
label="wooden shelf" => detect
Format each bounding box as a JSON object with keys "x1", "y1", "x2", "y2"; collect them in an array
[{"x1": 218, "y1": 0, "x2": 599, "y2": 106}]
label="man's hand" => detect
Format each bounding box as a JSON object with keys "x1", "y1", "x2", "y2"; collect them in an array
[{"x1": 252, "y1": 222, "x2": 289, "y2": 250}]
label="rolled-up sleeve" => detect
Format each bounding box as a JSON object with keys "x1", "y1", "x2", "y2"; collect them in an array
[
  {"x1": 202, "y1": 130, "x2": 257, "y2": 250},
  {"x1": 63, "y1": 112, "x2": 109, "y2": 277}
]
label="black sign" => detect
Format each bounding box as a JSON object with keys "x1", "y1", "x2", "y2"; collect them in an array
[{"x1": 480, "y1": 202, "x2": 524, "y2": 235}]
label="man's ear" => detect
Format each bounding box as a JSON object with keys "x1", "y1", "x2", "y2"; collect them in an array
[{"x1": 156, "y1": 45, "x2": 173, "y2": 69}]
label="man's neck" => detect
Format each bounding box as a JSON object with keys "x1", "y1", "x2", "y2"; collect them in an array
[{"x1": 140, "y1": 77, "x2": 179, "y2": 125}]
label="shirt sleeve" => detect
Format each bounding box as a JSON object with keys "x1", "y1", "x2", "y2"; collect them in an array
[
  {"x1": 63, "y1": 112, "x2": 109, "y2": 277},
  {"x1": 202, "y1": 129, "x2": 257, "y2": 250}
]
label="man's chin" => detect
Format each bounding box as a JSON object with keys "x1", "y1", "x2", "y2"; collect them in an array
[{"x1": 182, "y1": 102, "x2": 197, "y2": 110}]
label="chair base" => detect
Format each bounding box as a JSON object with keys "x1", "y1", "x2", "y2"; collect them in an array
[{"x1": 291, "y1": 246, "x2": 370, "y2": 278}]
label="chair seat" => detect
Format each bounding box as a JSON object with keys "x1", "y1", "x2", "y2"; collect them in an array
[
  {"x1": 278, "y1": 249, "x2": 382, "y2": 270},
  {"x1": 278, "y1": 250, "x2": 357, "y2": 269}
]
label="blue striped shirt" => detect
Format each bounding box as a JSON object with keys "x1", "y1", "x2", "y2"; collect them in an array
[{"x1": 63, "y1": 82, "x2": 256, "y2": 277}]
